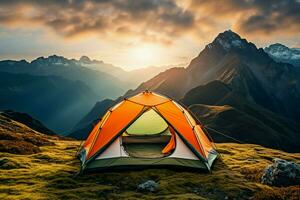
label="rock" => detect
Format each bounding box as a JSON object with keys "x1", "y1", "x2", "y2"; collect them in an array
[
  {"x1": 137, "y1": 180, "x2": 159, "y2": 192},
  {"x1": 261, "y1": 158, "x2": 300, "y2": 186}
]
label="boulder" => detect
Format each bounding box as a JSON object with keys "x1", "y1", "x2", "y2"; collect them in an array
[
  {"x1": 137, "y1": 180, "x2": 159, "y2": 192},
  {"x1": 261, "y1": 158, "x2": 300, "y2": 186}
]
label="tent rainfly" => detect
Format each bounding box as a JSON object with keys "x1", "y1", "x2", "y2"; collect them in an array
[{"x1": 78, "y1": 91, "x2": 218, "y2": 172}]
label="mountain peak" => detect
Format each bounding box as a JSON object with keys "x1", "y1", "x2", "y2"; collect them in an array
[
  {"x1": 265, "y1": 43, "x2": 290, "y2": 52},
  {"x1": 265, "y1": 43, "x2": 300, "y2": 66},
  {"x1": 217, "y1": 30, "x2": 241, "y2": 40},
  {"x1": 79, "y1": 56, "x2": 92, "y2": 64},
  {"x1": 204, "y1": 30, "x2": 258, "y2": 54},
  {"x1": 212, "y1": 30, "x2": 245, "y2": 50},
  {"x1": 31, "y1": 55, "x2": 71, "y2": 65}
]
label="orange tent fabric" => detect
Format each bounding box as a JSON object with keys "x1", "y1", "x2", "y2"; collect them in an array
[
  {"x1": 83, "y1": 112, "x2": 109, "y2": 154},
  {"x1": 162, "y1": 127, "x2": 176, "y2": 154},
  {"x1": 86, "y1": 100, "x2": 144, "y2": 160},
  {"x1": 155, "y1": 101, "x2": 205, "y2": 157},
  {"x1": 194, "y1": 125, "x2": 214, "y2": 157},
  {"x1": 82, "y1": 91, "x2": 215, "y2": 162}
]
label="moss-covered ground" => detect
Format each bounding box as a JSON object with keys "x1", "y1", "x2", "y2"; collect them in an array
[{"x1": 0, "y1": 140, "x2": 299, "y2": 200}]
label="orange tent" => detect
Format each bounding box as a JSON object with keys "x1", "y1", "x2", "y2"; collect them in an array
[{"x1": 78, "y1": 91, "x2": 218, "y2": 172}]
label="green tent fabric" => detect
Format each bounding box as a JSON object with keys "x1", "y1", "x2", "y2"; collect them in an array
[
  {"x1": 123, "y1": 143, "x2": 167, "y2": 158},
  {"x1": 126, "y1": 109, "x2": 168, "y2": 135}
]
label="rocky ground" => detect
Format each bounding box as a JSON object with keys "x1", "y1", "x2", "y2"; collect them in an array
[{"x1": 0, "y1": 139, "x2": 299, "y2": 200}]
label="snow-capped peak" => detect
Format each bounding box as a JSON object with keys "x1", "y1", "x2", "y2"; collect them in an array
[
  {"x1": 208, "y1": 30, "x2": 248, "y2": 51},
  {"x1": 265, "y1": 43, "x2": 300, "y2": 60}
]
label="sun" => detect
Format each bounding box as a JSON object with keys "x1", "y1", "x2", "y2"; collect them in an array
[
  {"x1": 135, "y1": 46, "x2": 154, "y2": 62},
  {"x1": 129, "y1": 44, "x2": 159, "y2": 67}
]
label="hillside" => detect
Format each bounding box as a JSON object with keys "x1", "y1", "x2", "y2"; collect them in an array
[
  {"x1": 0, "y1": 71, "x2": 97, "y2": 133},
  {"x1": 0, "y1": 138, "x2": 299, "y2": 199},
  {"x1": 188, "y1": 104, "x2": 300, "y2": 152},
  {"x1": 0, "y1": 111, "x2": 57, "y2": 155},
  {"x1": 1, "y1": 110, "x2": 55, "y2": 135}
]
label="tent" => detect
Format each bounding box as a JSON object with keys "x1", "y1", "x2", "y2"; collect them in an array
[{"x1": 78, "y1": 91, "x2": 218, "y2": 172}]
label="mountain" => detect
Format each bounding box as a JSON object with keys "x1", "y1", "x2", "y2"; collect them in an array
[
  {"x1": 0, "y1": 71, "x2": 97, "y2": 133},
  {"x1": 181, "y1": 80, "x2": 300, "y2": 153},
  {"x1": 0, "y1": 111, "x2": 56, "y2": 155},
  {"x1": 127, "y1": 30, "x2": 300, "y2": 123},
  {"x1": 69, "y1": 99, "x2": 115, "y2": 139},
  {"x1": 77, "y1": 55, "x2": 180, "y2": 86},
  {"x1": 264, "y1": 43, "x2": 300, "y2": 67},
  {"x1": 1, "y1": 110, "x2": 55, "y2": 135},
  {"x1": 0, "y1": 55, "x2": 127, "y2": 99},
  {"x1": 187, "y1": 102, "x2": 300, "y2": 152},
  {"x1": 0, "y1": 55, "x2": 140, "y2": 133},
  {"x1": 0, "y1": 55, "x2": 173, "y2": 133},
  {"x1": 72, "y1": 30, "x2": 300, "y2": 152}
]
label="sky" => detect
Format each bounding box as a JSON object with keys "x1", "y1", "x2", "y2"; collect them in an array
[{"x1": 0, "y1": 0, "x2": 299, "y2": 70}]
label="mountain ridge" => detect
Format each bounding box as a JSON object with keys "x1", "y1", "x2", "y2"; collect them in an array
[
  {"x1": 264, "y1": 43, "x2": 300, "y2": 67},
  {"x1": 1, "y1": 110, "x2": 55, "y2": 135}
]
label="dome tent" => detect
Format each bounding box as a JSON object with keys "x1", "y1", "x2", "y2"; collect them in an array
[{"x1": 78, "y1": 91, "x2": 218, "y2": 172}]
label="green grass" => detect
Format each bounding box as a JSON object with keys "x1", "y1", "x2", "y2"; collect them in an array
[{"x1": 0, "y1": 140, "x2": 299, "y2": 200}]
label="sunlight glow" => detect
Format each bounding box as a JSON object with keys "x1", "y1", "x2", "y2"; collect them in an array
[{"x1": 129, "y1": 44, "x2": 160, "y2": 67}]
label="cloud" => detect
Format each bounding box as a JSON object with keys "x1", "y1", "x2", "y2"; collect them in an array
[
  {"x1": 189, "y1": 0, "x2": 300, "y2": 37},
  {"x1": 237, "y1": 0, "x2": 300, "y2": 35},
  {"x1": 0, "y1": 0, "x2": 299, "y2": 45},
  {"x1": 0, "y1": 0, "x2": 196, "y2": 44}
]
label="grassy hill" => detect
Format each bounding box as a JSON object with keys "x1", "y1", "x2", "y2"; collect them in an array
[
  {"x1": 1, "y1": 138, "x2": 299, "y2": 199},
  {"x1": 188, "y1": 104, "x2": 300, "y2": 152},
  {"x1": 0, "y1": 112, "x2": 56, "y2": 155}
]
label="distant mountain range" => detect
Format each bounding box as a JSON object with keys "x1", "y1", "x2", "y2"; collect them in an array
[
  {"x1": 71, "y1": 30, "x2": 300, "y2": 152},
  {"x1": 77, "y1": 55, "x2": 181, "y2": 84},
  {"x1": 0, "y1": 55, "x2": 171, "y2": 133},
  {"x1": 0, "y1": 55, "x2": 127, "y2": 99},
  {"x1": 264, "y1": 43, "x2": 300, "y2": 67}
]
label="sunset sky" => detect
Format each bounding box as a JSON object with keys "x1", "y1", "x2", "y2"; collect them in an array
[{"x1": 0, "y1": 0, "x2": 299, "y2": 70}]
